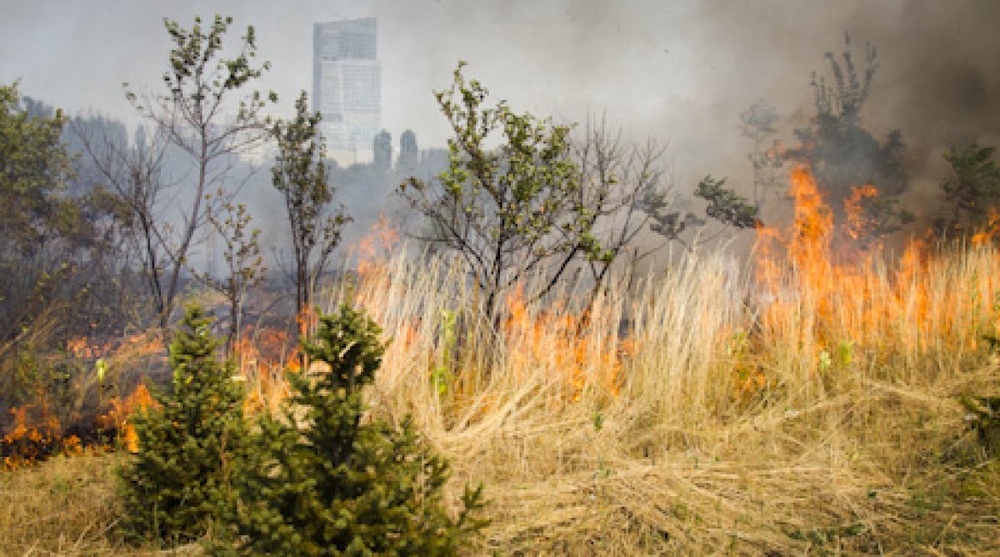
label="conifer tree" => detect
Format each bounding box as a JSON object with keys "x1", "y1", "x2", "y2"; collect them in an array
[
  {"x1": 118, "y1": 305, "x2": 247, "y2": 545},
  {"x1": 230, "y1": 304, "x2": 485, "y2": 556}
]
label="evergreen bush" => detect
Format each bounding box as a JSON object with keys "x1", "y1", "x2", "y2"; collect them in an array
[
  {"x1": 228, "y1": 304, "x2": 485, "y2": 556},
  {"x1": 118, "y1": 305, "x2": 247, "y2": 545}
]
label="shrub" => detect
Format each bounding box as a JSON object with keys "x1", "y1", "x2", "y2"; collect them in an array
[
  {"x1": 228, "y1": 304, "x2": 486, "y2": 556},
  {"x1": 962, "y1": 394, "x2": 1000, "y2": 459},
  {"x1": 118, "y1": 305, "x2": 247, "y2": 545}
]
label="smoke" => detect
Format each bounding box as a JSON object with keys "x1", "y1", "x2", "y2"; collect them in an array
[
  {"x1": 378, "y1": 1, "x2": 1000, "y2": 222},
  {"x1": 4, "y1": 0, "x2": 1000, "y2": 241},
  {"x1": 857, "y1": 2, "x2": 1000, "y2": 189}
]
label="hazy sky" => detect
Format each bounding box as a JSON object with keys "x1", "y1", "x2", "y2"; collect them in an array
[{"x1": 3, "y1": 0, "x2": 1000, "y2": 206}]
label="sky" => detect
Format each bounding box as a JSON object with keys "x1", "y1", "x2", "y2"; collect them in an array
[{"x1": 3, "y1": 0, "x2": 1000, "y2": 221}]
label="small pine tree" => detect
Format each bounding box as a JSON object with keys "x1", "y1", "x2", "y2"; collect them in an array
[
  {"x1": 118, "y1": 305, "x2": 247, "y2": 546},
  {"x1": 230, "y1": 304, "x2": 486, "y2": 556}
]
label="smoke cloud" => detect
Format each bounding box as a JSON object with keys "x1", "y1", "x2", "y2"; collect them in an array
[{"x1": 3, "y1": 0, "x2": 1000, "y2": 236}]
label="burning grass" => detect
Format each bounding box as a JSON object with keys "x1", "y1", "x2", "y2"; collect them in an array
[
  {"x1": 315, "y1": 167, "x2": 1000, "y2": 554},
  {"x1": 305, "y1": 235, "x2": 997, "y2": 552},
  {"x1": 4, "y1": 168, "x2": 1000, "y2": 554}
]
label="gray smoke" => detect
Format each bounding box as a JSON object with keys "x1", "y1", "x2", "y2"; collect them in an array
[{"x1": 4, "y1": 0, "x2": 1000, "y2": 237}]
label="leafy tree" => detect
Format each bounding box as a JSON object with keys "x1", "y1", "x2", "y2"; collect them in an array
[
  {"x1": 399, "y1": 62, "x2": 610, "y2": 323},
  {"x1": 644, "y1": 174, "x2": 757, "y2": 251},
  {"x1": 118, "y1": 305, "x2": 247, "y2": 546},
  {"x1": 0, "y1": 87, "x2": 149, "y2": 438},
  {"x1": 271, "y1": 91, "x2": 350, "y2": 331},
  {"x1": 0, "y1": 83, "x2": 76, "y2": 255},
  {"x1": 124, "y1": 14, "x2": 276, "y2": 329},
  {"x1": 230, "y1": 304, "x2": 485, "y2": 555},
  {"x1": 695, "y1": 175, "x2": 762, "y2": 230},
  {"x1": 935, "y1": 144, "x2": 1000, "y2": 237},
  {"x1": 373, "y1": 129, "x2": 392, "y2": 170},
  {"x1": 0, "y1": 86, "x2": 131, "y2": 337},
  {"x1": 784, "y1": 32, "x2": 910, "y2": 243}
]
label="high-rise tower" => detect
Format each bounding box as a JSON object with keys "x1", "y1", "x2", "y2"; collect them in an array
[{"x1": 313, "y1": 17, "x2": 380, "y2": 163}]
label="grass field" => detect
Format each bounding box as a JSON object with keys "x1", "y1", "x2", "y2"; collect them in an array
[{"x1": 4, "y1": 197, "x2": 1000, "y2": 554}]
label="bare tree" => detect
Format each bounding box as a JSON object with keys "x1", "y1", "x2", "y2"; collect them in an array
[
  {"x1": 122, "y1": 15, "x2": 276, "y2": 329},
  {"x1": 190, "y1": 193, "x2": 265, "y2": 355},
  {"x1": 72, "y1": 120, "x2": 172, "y2": 326},
  {"x1": 563, "y1": 116, "x2": 688, "y2": 305}
]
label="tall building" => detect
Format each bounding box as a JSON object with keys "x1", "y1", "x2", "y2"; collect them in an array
[{"x1": 313, "y1": 17, "x2": 380, "y2": 164}]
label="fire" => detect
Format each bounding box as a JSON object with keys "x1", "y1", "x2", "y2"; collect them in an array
[
  {"x1": 67, "y1": 332, "x2": 164, "y2": 362},
  {"x1": 356, "y1": 214, "x2": 400, "y2": 281},
  {"x1": 844, "y1": 184, "x2": 880, "y2": 244},
  {"x1": 754, "y1": 166, "x2": 842, "y2": 356},
  {"x1": 346, "y1": 222, "x2": 626, "y2": 407},
  {"x1": 971, "y1": 209, "x2": 1000, "y2": 246},
  {"x1": 503, "y1": 285, "x2": 622, "y2": 402},
  {"x1": 755, "y1": 167, "x2": 830, "y2": 290},
  {"x1": 234, "y1": 327, "x2": 296, "y2": 415},
  {"x1": 753, "y1": 165, "x2": 1000, "y2": 386},
  {"x1": 66, "y1": 336, "x2": 109, "y2": 359},
  {"x1": 295, "y1": 306, "x2": 316, "y2": 338},
  {"x1": 97, "y1": 384, "x2": 157, "y2": 453},
  {"x1": 2, "y1": 404, "x2": 63, "y2": 469}
]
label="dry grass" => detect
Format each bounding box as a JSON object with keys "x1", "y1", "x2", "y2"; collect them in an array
[
  {"x1": 328, "y1": 242, "x2": 1000, "y2": 555},
  {"x1": 4, "y1": 238, "x2": 1000, "y2": 555},
  {"x1": 0, "y1": 452, "x2": 192, "y2": 556}
]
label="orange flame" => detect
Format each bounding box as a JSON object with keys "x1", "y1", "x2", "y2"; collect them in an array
[
  {"x1": 68, "y1": 331, "x2": 164, "y2": 360},
  {"x1": 752, "y1": 164, "x2": 1000, "y2": 381},
  {"x1": 66, "y1": 336, "x2": 116, "y2": 359},
  {"x1": 97, "y1": 384, "x2": 157, "y2": 453},
  {"x1": 971, "y1": 209, "x2": 1000, "y2": 246},
  {"x1": 503, "y1": 285, "x2": 622, "y2": 402},
  {"x1": 357, "y1": 214, "x2": 400, "y2": 281},
  {"x1": 844, "y1": 184, "x2": 879, "y2": 244},
  {"x1": 235, "y1": 327, "x2": 296, "y2": 415},
  {"x1": 2, "y1": 404, "x2": 63, "y2": 469}
]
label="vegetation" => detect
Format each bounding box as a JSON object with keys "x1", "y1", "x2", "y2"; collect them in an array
[
  {"x1": 740, "y1": 100, "x2": 783, "y2": 211},
  {"x1": 0, "y1": 83, "x2": 75, "y2": 255},
  {"x1": 399, "y1": 64, "x2": 685, "y2": 323},
  {"x1": 124, "y1": 14, "x2": 277, "y2": 330},
  {"x1": 271, "y1": 91, "x2": 350, "y2": 332},
  {"x1": 229, "y1": 305, "x2": 485, "y2": 555},
  {"x1": 784, "y1": 32, "x2": 912, "y2": 245},
  {"x1": 118, "y1": 306, "x2": 246, "y2": 546},
  {"x1": 191, "y1": 197, "x2": 266, "y2": 355},
  {"x1": 0, "y1": 82, "x2": 140, "y2": 444},
  {"x1": 568, "y1": 117, "x2": 687, "y2": 299},
  {"x1": 935, "y1": 143, "x2": 1000, "y2": 237},
  {"x1": 6, "y1": 235, "x2": 1000, "y2": 554},
  {"x1": 694, "y1": 175, "x2": 761, "y2": 230},
  {"x1": 399, "y1": 62, "x2": 589, "y2": 324},
  {"x1": 4, "y1": 15, "x2": 1000, "y2": 557}
]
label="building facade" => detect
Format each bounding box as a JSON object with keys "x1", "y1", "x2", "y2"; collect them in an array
[{"x1": 313, "y1": 17, "x2": 380, "y2": 164}]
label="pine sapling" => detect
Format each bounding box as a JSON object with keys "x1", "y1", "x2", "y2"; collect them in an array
[
  {"x1": 118, "y1": 305, "x2": 247, "y2": 546},
  {"x1": 230, "y1": 304, "x2": 486, "y2": 556}
]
